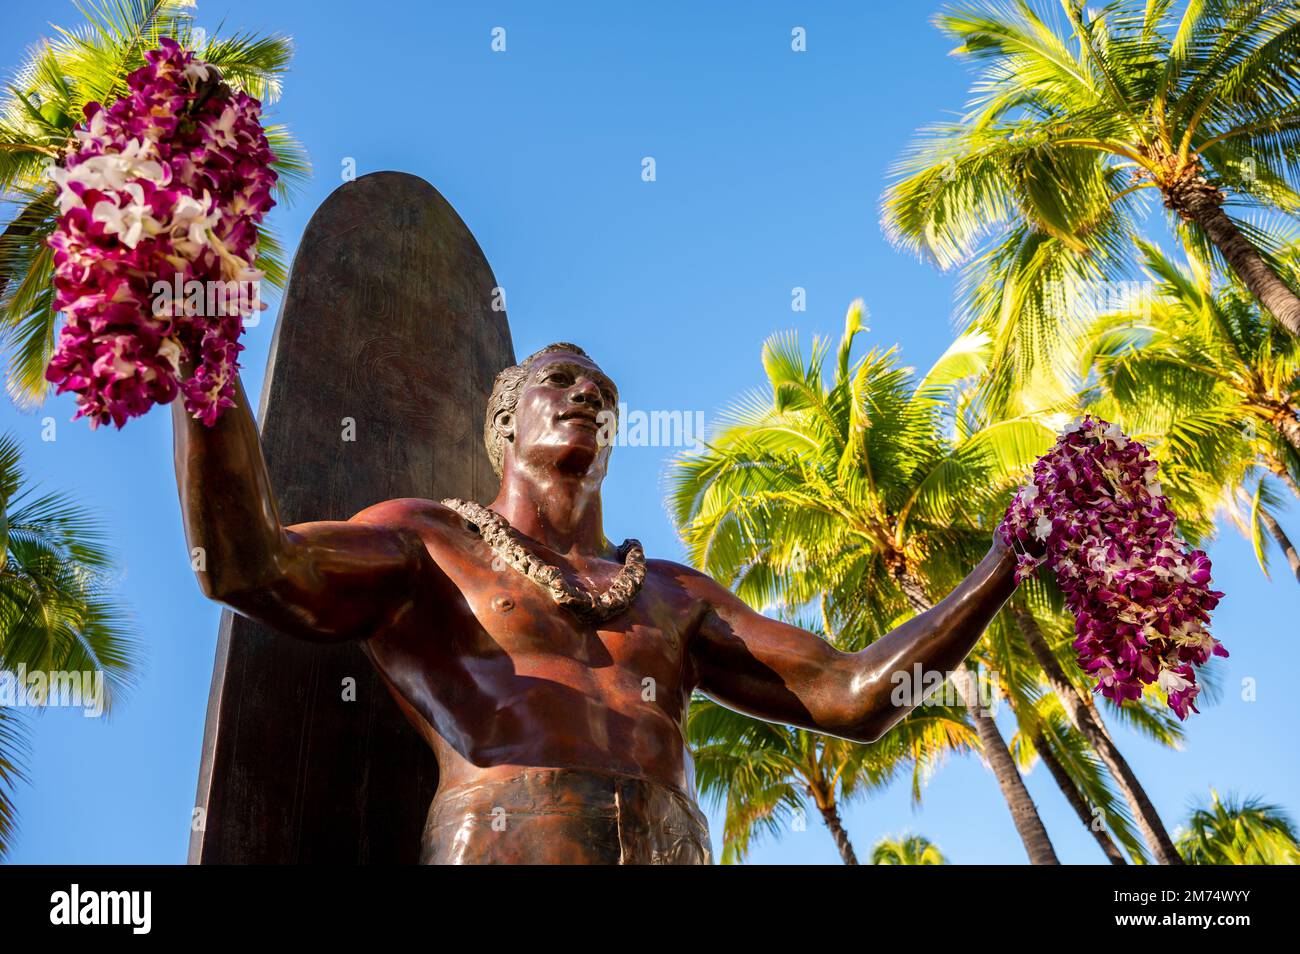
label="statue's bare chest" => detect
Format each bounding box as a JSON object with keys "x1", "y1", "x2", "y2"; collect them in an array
[
  {"x1": 442, "y1": 542, "x2": 690, "y2": 675},
  {"x1": 362, "y1": 517, "x2": 703, "y2": 785},
  {"x1": 369, "y1": 532, "x2": 697, "y2": 709}
]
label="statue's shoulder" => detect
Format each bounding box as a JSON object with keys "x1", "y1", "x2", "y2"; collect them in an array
[
  {"x1": 641, "y1": 560, "x2": 740, "y2": 638},
  {"x1": 348, "y1": 497, "x2": 463, "y2": 533},
  {"x1": 645, "y1": 557, "x2": 728, "y2": 595}
]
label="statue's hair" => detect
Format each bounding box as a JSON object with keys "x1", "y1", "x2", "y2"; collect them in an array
[{"x1": 484, "y1": 342, "x2": 602, "y2": 476}]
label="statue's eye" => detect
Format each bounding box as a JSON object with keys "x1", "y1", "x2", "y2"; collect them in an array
[{"x1": 545, "y1": 371, "x2": 571, "y2": 386}]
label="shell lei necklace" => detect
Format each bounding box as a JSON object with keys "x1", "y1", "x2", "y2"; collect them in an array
[{"x1": 442, "y1": 498, "x2": 647, "y2": 623}]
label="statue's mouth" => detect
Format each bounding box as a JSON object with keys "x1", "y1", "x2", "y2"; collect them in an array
[{"x1": 557, "y1": 409, "x2": 600, "y2": 429}]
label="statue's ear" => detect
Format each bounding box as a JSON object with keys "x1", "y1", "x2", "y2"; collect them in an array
[{"x1": 493, "y1": 408, "x2": 515, "y2": 444}]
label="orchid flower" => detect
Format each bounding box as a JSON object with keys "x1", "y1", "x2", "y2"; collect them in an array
[
  {"x1": 999, "y1": 416, "x2": 1226, "y2": 720},
  {"x1": 45, "y1": 38, "x2": 278, "y2": 428}
]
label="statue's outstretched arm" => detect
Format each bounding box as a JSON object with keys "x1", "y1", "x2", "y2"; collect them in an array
[
  {"x1": 172, "y1": 373, "x2": 430, "y2": 642},
  {"x1": 680, "y1": 541, "x2": 1020, "y2": 743}
]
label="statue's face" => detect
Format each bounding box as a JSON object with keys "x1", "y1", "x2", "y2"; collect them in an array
[{"x1": 504, "y1": 352, "x2": 618, "y2": 479}]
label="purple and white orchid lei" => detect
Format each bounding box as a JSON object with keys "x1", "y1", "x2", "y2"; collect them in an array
[
  {"x1": 45, "y1": 38, "x2": 277, "y2": 428},
  {"x1": 999, "y1": 416, "x2": 1226, "y2": 720}
]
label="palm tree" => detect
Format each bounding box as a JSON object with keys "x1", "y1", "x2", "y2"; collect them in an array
[
  {"x1": 0, "y1": 0, "x2": 310, "y2": 405},
  {"x1": 669, "y1": 301, "x2": 1063, "y2": 864},
  {"x1": 689, "y1": 697, "x2": 927, "y2": 865},
  {"x1": 882, "y1": 0, "x2": 1300, "y2": 411},
  {"x1": 1019, "y1": 703, "x2": 1128, "y2": 864},
  {"x1": 871, "y1": 833, "x2": 948, "y2": 865},
  {"x1": 934, "y1": 363, "x2": 1188, "y2": 864},
  {"x1": 0, "y1": 434, "x2": 138, "y2": 857},
  {"x1": 1082, "y1": 240, "x2": 1300, "y2": 587},
  {"x1": 1176, "y1": 790, "x2": 1300, "y2": 864},
  {"x1": 671, "y1": 300, "x2": 1195, "y2": 864},
  {"x1": 995, "y1": 583, "x2": 1183, "y2": 863}
]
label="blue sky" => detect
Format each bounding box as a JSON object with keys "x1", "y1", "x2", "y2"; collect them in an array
[{"x1": 2, "y1": 0, "x2": 1296, "y2": 865}]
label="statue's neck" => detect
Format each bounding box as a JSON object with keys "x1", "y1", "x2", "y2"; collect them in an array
[{"x1": 490, "y1": 466, "x2": 610, "y2": 559}]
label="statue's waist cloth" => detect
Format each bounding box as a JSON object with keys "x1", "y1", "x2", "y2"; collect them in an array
[{"x1": 420, "y1": 767, "x2": 712, "y2": 865}]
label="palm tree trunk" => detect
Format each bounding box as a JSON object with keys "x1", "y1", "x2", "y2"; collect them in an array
[
  {"x1": 1269, "y1": 410, "x2": 1300, "y2": 457},
  {"x1": 1267, "y1": 455, "x2": 1300, "y2": 500},
  {"x1": 1174, "y1": 184, "x2": 1300, "y2": 338},
  {"x1": 1079, "y1": 691, "x2": 1113, "y2": 742},
  {"x1": 1009, "y1": 602, "x2": 1184, "y2": 864},
  {"x1": 1260, "y1": 508, "x2": 1300, "y2": 584},
  {"x1": 893, "y1": 566, "x2": 1060, "y2": 864},
  {"x1": 951, "y1": 665, "x2": 1061, "y2": 865},
  {"x1": 815, "y1": 800, "x2": 859, "y2": 865},
  {"x1": 893, "y1": 565, "x2": 932, "y2": 615},
  {"x1": 1030, "y1": 726, "x2": 1126, "y2": 865}
]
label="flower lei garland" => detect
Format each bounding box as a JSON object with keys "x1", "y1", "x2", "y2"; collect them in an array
[
  {"x1": 999, "y1": 416, "x2": 1226, "y2": 720},
  {"x1": 45, "y1": 38, "x2": 277, "y2": 428},
  {"x1": 441, "y1": 497, "x2": 648, "y2": 623}
]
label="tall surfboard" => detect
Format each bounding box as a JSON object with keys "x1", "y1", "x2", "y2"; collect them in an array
[{"x1": 190, "y1": 172, "x2": 514, "y2": 863}]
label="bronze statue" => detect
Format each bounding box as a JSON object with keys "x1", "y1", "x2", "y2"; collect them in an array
[{"x1": 173, "y1": 332, "x2": 1024, "y2": 865}]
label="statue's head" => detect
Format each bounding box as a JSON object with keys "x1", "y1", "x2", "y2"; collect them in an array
[{"x1": 485, "y1": 342, "x2": 619, "y2": 480}]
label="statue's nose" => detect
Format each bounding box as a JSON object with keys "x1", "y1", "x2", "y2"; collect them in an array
[{"x1": 570, "y1": 379, "x2": 601, "y2": 405}]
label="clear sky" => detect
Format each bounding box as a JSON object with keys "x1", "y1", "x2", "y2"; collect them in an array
[{"x1": 2, "y1": 0, "x2": 1296, "y2": 865}]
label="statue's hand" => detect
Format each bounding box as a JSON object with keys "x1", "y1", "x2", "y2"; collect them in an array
[
  {"x1": 992, "y1": 483, "x2": 1048, "y2": 562},
  {"x1": 992, "y1": 522, "x2": 1047, "y2": 562},
  {"x1": 191, "y1": 66, "x2": 230, "y2": 112}
]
